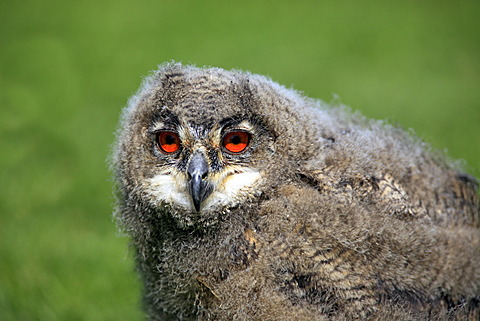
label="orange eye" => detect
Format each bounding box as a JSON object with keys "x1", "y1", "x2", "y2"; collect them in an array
[
  {"x1": 157, "y1": 131, "x2": 181, "y2": 154},
  {"x1": 222, "y1": 131, "x2": 251, "y2": 154}
]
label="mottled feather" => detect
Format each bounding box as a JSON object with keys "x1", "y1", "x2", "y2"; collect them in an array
[{"x1": 112, "y1": 62, "x2": 480, "y2": 320}]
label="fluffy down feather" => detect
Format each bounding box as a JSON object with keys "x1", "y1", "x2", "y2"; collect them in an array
[{"x1": 112, "y1": 62, "x2": 479, "y2": 320}]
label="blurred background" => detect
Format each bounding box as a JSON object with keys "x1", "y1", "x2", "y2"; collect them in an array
[{"x1": 1, "y1": 0, "x2": 479, "y2": 320}]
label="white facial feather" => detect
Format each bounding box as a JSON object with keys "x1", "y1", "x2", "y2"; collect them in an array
[
  {"x1": 202, "y1": 170, "x2": 261, "y2": 211},
  {"x1": 146, "y1": 169, "x2": 262, "y2": 212},
  {"x1": 146, "y1": 173, "x2": 192, "y2": 209}
]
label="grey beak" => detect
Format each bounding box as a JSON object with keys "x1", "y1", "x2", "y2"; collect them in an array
[{"x1": 187, "y1": 153, "x2": 213, "y2": 212}]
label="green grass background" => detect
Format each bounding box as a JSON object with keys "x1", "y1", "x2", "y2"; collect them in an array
[{"x1": 1, "y1": 0, "x2": 479, "y2": 320}]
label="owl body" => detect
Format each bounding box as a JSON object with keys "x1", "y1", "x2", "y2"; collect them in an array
[{"x1": 113, "y1": 63, "x2": 480, "y2": 320}]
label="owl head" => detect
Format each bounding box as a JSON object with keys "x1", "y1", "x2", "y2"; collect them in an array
[{"x1": 113, "y1": 63, "x2": 324, "y2": 228}]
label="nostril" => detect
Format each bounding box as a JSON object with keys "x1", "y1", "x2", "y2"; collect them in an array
[
  {"x1": 187, "y1": 172, "x2": 192, "y2": 180},
  {"x1": 201, "y1": 172, "x2": 208, "y2": 179}
]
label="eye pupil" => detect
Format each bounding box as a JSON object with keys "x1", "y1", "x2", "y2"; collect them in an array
[
  {"x1": 230, "y1": 135, "x2": 241, "y2": 145},
  {"x1": 165, "y1": 135, "x2": 175, "y2": 145}
]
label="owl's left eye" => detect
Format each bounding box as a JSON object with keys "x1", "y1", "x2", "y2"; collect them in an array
[
  {"x1": 222, "y1": 131, "x2": 251, "y2": 154},
  {"x1": 157, "y1": 131, "x2": 181, "y2": 154}
]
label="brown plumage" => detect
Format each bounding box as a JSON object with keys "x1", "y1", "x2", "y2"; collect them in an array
[{"x1": 112, "y1": 62, "x2": 480, "y2": 320}]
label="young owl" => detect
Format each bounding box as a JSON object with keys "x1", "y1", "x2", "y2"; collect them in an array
[{"x1": 112, "y1": 62, "x2": 480, "y2": 320}]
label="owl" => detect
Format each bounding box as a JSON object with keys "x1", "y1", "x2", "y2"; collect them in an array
[{"x1": 112, "y1": 62, "x2": 480, "y2": 320}]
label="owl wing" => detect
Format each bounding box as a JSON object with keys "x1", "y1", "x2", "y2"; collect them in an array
[
  {"x1": 439, "y1": 173, "x2": 480, "y2": 226},
  {"x1": 286, "y1": 167, "x2": 480, "y2": 317},
  {"x1": 297, "y1": 167, "x2": 479, "y2": 227}
]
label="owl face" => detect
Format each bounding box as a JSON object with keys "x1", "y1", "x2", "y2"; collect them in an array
[
  {"x1": 116, "y1": 69, "x2": 292, "y2": 228},
  {"x1": 145, "y1": 115, "x2": 265, "y2": 215}
]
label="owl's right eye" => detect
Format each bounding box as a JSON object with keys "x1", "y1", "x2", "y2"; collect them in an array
[{"x1": 157, "y1": 131, "x2": 181, "y2": 154}]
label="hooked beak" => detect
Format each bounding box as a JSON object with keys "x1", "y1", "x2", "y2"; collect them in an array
[{"x1": 187, "y1": 152, "x2": 213, "y2": 212}]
